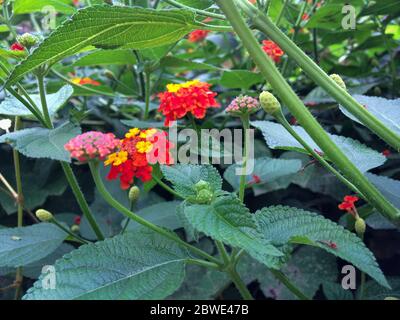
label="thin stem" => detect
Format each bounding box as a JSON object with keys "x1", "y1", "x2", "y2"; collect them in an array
[
  {"x1": 275, "y1": 0, "x2": 289, "y2": 26},
  {"x1": 215, "y1": 241, "x2": 230, "y2": 265},
  {"x1": 152, "y1": 175, "x2": 183, "y2": 199},
  {"x1": 144, "y1": 71, "x2": 151, "y2": 120},
  {"x1": 274, "y1": 111, "x2": 366, "y2": 198},
  {"x1": 227, "y1": 267, "x2": 254, "y2": 300},
  {"x1": 163, "y1": 0, "x2": 226, "y2": 20},
  {"x1": 217, "y1": 0, "x2": 400, "y2": 223},
  {"x1": 186, "y1": 258, "x2": 221, "y2": 270},
  {"x1": 88, "y1": 161, "x2": 221, "y2": 265},
  {"x1": 237, "y1": 0, "x2": 400, "y2": 151},
  {"x1": 269, "y1": 269, "x2": 311, "y2": 300},
  {"x1": 61, "y1": 162, "x2": 105, "y2": 241},
  {"x1": 239, "y1": 115, "x2": 250, "y2": 202},
  {"x1": 13, "y1": 117, "x2": 23, "y2": 300},
  {"x1": 50, "y1": 219, "x2": 88, "y2": 245},
  {"x1": 36, "y1": 73, "x2": 53, "y2": 128}
]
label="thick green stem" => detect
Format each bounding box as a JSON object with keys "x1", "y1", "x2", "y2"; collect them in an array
[
  {"x1": 164, "y1": 0, "x2": 225, "y2": 20},
  {"x1": 88, "y1": 161, "x2": 221, "y2": 265},
  {"x1": 186, "y1": 258, "x2": 221, "y2": 270},
  {"x1": 269, "y1": 269, "x2": 311, "y2": 300},
  {"x1": 274, "y1": 111, "x2": 365, "y2": 198},
  {"x1": 236, "y1": 0, "x2": 400, "y2": 151},
  {"x1": 215, "y1": 241, "x2": 230, "y2": 265},
  {"x1": 239, "y1": 115, "x2": 250, "y2": 202},
  {"x1": 144, "y1": 71, "x2": 151, "y2": 120},
  {"x1": 36, "y1": 74, "x2": 53, "y2": 128},
  {"x1": 216, "y1": 0, "x2": 400, "y2": 224},
  {"x1": 61, "y1": 162, "x2": 104, "y2": 241},
  {"x1": 227, "y1": 267, "x2": 254, "y2": 300}
]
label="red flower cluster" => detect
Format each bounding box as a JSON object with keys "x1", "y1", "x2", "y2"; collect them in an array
[
  {"x1": 105, "y1": 128, "x2": 174, "y2": 190},
  {"x1": 188, "y1": 30, "x2": 210, "y2": 43},
  {"x1": 10, "y1": 43, "x2": 25, "y2": 51},
  {"x1": 338, "y1": 195, "x2": 359, "y2": 217},
  {"x1": 262, "y1": 40, "x2": 284, "y2": 63},
  {"x1": 158, "y1": 80, "x2": 219, "y2": 126}
]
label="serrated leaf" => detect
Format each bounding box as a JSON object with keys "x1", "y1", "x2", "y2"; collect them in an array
[
  {"x1": 23, "y1": 229, "x2": 189, "y2": 300},
  {"x1": 363, "y1": 277, "x2": 400, "y2": 300},
  {"x1": 0, "y1": 223, "x2": 68, "y2": 268},
  {"x1": 223, "y1": 156, "x2": 302, "y2": 191},
  {"x1": 339, "y1": 95, "x2": 400, "y2": 136},
  {"x1": 0, "y1": 85, "x2": 73, "y2": 117},
  {"x1": 184, "y1": 195, "x2": 283, "y2": 268},
  {"x1": 7, "y1": 6, "x2": 204, "y2": 84},
  {"x1": 252, "y1": 120, "x2": 386, "y2": 172},
  {"x1": 13, "y1": 0, "x2": 75, "y2": 15},
  {"x1": 161, "y1": 164, "x2": 222, "y2": 198},
  {"x1": 255, "y1": 206, "x2": 390, "y2": 288},
  {"x1": 0, "y1": 122, "x2": 81, "y2": 162},
  {"x1": 73, "y1": 49, "x2": 137, "y2": 66},
  {"x1": 220, "y1": 70, "x2": 264, "y2": 89}
]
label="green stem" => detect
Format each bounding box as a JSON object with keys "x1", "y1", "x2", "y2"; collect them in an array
[
  {"x1": 12, "y1": 117, "x2": 23, "y2": 300},
  {"x1": 236, "y1": 0, "x2": 400, "y2": 151},
  {"x1": 227, "y1": 267, "x2": 254, "y2": 300},
  {"x1": 51, "y1": 219, "x2": 89, "y2": 245},
  {"x1": 163, "y1": 0, "x2": 225, "y2": 20},
  {"x1": 215, "y1": 241, "x2": 230, "y2": 265},
  {"x1": 238, "y1": 115, "x2": 250, "y2": 202},
  {"x1": 274, "y1": 111, "x2": 365, "y2": 198},
  {"x1": 269, "y1": 269, "x2": 311, "y2": 300},
  {"x1": 216, "y1": 0, "x2": 400, "y2": 223},
  {"x1": 144, "y1": 71, "x2": 151, "y2": 120},
  {"x1": 36, "y1": 74, "x2": 53, "y2": 128},
  {"x1": 152, "y1": 175, "x2": 183, "y2": 199},
  {"x1": 186, "y1": 258, "x2": 221, "y2": 270},
  {"x1": 61, "y1": 162, "x2": 105, "y2": 241},
  {"x1": 88, "y1": 161, "x2": 221, "y2": 265}
]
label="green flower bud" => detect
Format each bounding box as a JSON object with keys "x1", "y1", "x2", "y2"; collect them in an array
[
  {"x1": 329, "y1": 74, "x2": 347, "y2": 91},
  {"x1": 103, "y1": 70, "x2": 116, "y2": 80},
  {"x1": 355, "y1": 217, "x2": 366, "y2": 236},
  {"x1": 196, "y1": 189, "x2": 213, "y2": 204},
  {"x1": 16, "y1": 33, "x2": 39, "y2": 49},
  {"x1": 128, "y1": 185, "x2": 140, "y2": 203},
  {"x1": 71, "y1": 225, "x2": 80, "y2": 233},
  {"x1": 194, "y1": 180, "x2": 210, "y2": 192},
  {"x1": 259, "y1": 91, "x2": 281, "y2": 115},
  {"x1": 35, "y1": 209, "x2": 54, "y2": 222}
]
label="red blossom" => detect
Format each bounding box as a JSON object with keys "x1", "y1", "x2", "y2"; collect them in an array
[
  {"x1": 262, "y1": 40, "x2": 284, "y2": 63},
  {"x1": 382, "y1": 149, "x2": 391, "y2": 157},
  {"x1": 10, "y1": 43, "x2": 25, "y2": 51},
  {"x1": 302, "y1": 13, "x2": 310, "y2": 21},
  {"x1": 74, "y1": 216, "x2": 81, "y2": 225},
  {"x1": 338, "y1": 195, "x2": 360, "y2": 217},
  {"x1": 188, "y1": 30, "x2": 210, "y2": 42}
]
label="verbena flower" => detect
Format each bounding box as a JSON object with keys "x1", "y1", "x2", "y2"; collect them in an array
[
  {"x1": 158, "y1": 80, "x2": 219, "y2": 126},
  {"x1": 226, "y1": 95, "x2": 259, "y2": 116},
  {"x1": 10, "y1": 42, "x2": 25, "y2": 51},
  {"x1": 71, "y1": 77, "x2": 101, "y2": 86},
  {"x1": 188, "y1": 30, "x2": 210, "y2": 42},
  {"x1": 105, "y1": 128, "x2": 174, "y2": 190},
  {"x1": 65, "y1": 131, "x2": 120, "y2": 162},
  {"x1": 262, "y1": 40, "x2": 284, "y2": 63}
]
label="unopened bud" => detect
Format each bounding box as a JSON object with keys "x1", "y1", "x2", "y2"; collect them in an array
[
  {"x1": 259, "y1": 91, "x2": 281, "y2": 115},
  {"x1": 103, "y1": 70, "x2": 116, "y2": 80},
  {"x1": 35, "y1": 209, "x2": 53, "y2": 222},
  {"x1": 16, "y1": 33, "x2": 39, "y2": 49},
  {"x1": 194, "y1": 180, "x2": 209, "y2": 192},
  {"x1": 71, "y1": 225, "x2": 80, "y2": 233},
  {"x1": 355, "y1": 217, "x2": 366, "y2": 236},
  {"x1": 128, "y1": 185, "x2": 140, "y2": 202},
  {"x1": 196, "y1": 189, "x2": 213, "y2": 204},
  {"x1": 329, "y1": 74, "x2": 347, "y2": 91}
]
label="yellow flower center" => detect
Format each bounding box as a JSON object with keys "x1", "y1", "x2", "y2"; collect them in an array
[
  {"x1": 125, "y1": 128, "x2": 140, "y2": 139},
  {"x1": 104, "y1": 151, "x2": 128, "y2": 166},
  {"x1": 167, "y1": 80, "x2": 200, "y2": 93},
  {"x1": 136, "y1": 141, "x2": 153, "y2": 153}
]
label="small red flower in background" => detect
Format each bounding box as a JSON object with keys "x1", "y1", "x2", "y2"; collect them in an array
[
  {"x1": 65, "y1": 131, "x2": 120, "y2": 162},
  {"x1": 74, "y1": 216, "x2": 81, "y2": 225},
  {"x1": 188, "y1": 30, "x2": 210, "y2": 43},
  {"x1": 338, "y1": 195, "x2": 360, "y2": 218},
  {"x1": 72, "y1": 77, "x2": 101, "y2": 86},
  {"x1": 158, "y1": 80, "x2": 219, "y2": 126},
  {"x1": 302, "y1": 13, "x2": 310, "y2": 21},
  {"x1": 105, "y1": 128, "x2": 174, "y2": 190},
  {"x1": 262, "y1": 40, "x2": 284, "y2": 63},
  {"x1": 248, "y1": 0, "x2": 257, "y2": 4},
  {"x1": 290, "y1": 117, "x2": 298, "y2": 125},
  {"x1": 382, "y1": 149, "x2": 391, "y2": 157},
  {"x1": 10, "y1": 43, "x2": 25, "y2": 51}
]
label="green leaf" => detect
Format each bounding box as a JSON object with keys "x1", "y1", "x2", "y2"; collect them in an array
[
  {"x1": 125, "y1": 201, "x2": 183, "y2": 231},
  {"x1": 323, "y1": 282, "x2": 354, "y2": 300},
  {"x1": 0, "y1": 223, "x2": 68, "y2": 268},
  {"x1": 184, "y1": 195, "x2": 283, "y2": 268},
  {"x1": 339, "y1": 95, "x2": 400, "y2": 136},
  {"x1": 0, "y1": 122, "x2": 81, "y2": 162},
  {"x1": 363, "y1": 277, "x2": 400, "y2": 300},
  {"x1": 7, "y1": 6, "x2": 203, "y2": 84},
  {"x1": 361, "y1": 0, "x2": 400, "y2": 16},
  {"x1": 23, "y1": 229, "x2": 188, "y2": 300},
  {"x1": 73, "y1": 49, "x2": 137, "y2": 66},
  {"x1": 161, "y1": 164, "x2": 223, "y2": 198},
  {"x1": 160, "y1": 56, "x2": 219, "y2": 71},
  {"x1": 121, "y1": 119, "x2": 166, "y2": 128},
  {"x1": 255, "y1": 206, "x2": 390, "y2": 288},
  {"x1": 252, "y1": 120, "x2": 386, "y2": 172},
  {"x1": 220, "y1": 70, "x2": 264, "y2": 89},
  {"x1": 13, "y1": 0, "x2": 76, "y2": 15},
  {"x1": 223, "y1": 156, "x2": 302, "y2": 191},
  {"x1": 175, "y1": 0, "x2": 213, "y2": 10},
  {"x1": 0, "y1": 47, "x2": 28, "y2": 60},
  {"x1": 305, "y1": 4, "x2": 347, "y2": 30},
  {"x1": 0, "y1": 85, "x2": 73, "y2": 117}
]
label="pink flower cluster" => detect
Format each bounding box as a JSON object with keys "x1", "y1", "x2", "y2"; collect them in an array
[
  {"x1": 226, "y1": 95, "x2": 260, "y2": 115},
  {"x1": 65, "y1": 131, "x2": 120, "y2": 162}
]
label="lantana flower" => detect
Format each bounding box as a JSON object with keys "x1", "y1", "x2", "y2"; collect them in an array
[
  {"x1": 105, "y1": 128, "x2": 174, "y2": 190},
  {"x1": 262, "y1": 40, "x2": 284, "y2": 63},
  {"x1": 10, "y1": 43, "x2": 25, "y2": 51},
  {"x1": 188, "y1": 30, "x2": 210, "y2": 42},
  {"x1": 158, "y1": 80, "x2": 219, "y2": 126},
  {"x1": 71, "y1": 77, "x2": 101, "y2": 86},
  {"x1": 338, "y1": 195, "x2": 360, "y2": 218},
  {"x1": 65, "y1": 131, "x2": 120, "y2": 162},
  {"x1": 226, "y1": 95, "x2": 260, "y2": 116}
]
